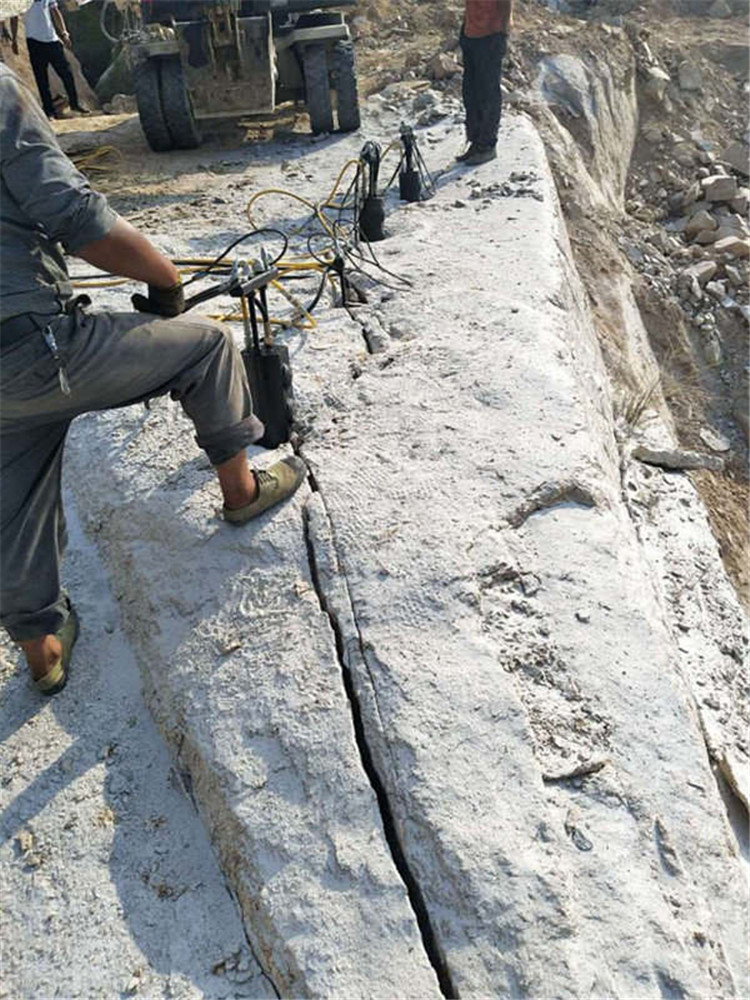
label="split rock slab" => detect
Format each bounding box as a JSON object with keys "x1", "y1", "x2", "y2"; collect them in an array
[{"x1": 294, "y1": 116, "x2": 749, "y2": 997}]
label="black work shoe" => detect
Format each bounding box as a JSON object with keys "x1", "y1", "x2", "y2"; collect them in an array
[
  {"x1": 456, "y1": 143, "x2": 478, "y2": 162},
  {"x1": 465, "y1": 146, "x2": 498, "y2": 166},
  {"x1": 223, "y1": 456, "x2": 306, "y2": 525},
  {"x1": 71, "y1": 106, "x2": 91, "y2": 116}
]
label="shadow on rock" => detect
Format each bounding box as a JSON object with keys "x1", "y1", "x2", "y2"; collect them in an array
[{"x1": 0, "y1": 494, "x2": 273, "y2": 999}]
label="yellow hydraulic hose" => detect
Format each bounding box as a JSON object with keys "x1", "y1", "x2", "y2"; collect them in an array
[
  {"x1": 246, "y1": 187, "x2": 329, "y2": 236},
  {"x1": 270, "y1": 278, "x2": 317, "y2": 330},
  {"x1": 72, "y1": 145, "x2": 123, "y2": 175},
  {"x1": 246, "y1": 157, "x2": 362, "y2": 238},
  {"x1": 71, "y1": 145, "x2": 393, "y2": 314},
  {"x1": 322, "y1": 158, "x2": 361, "y2": 208}
]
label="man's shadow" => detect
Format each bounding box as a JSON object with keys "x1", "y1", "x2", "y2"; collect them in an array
[{"x1": 0, "y1": 492, "x2": 273, "y2": 1000}]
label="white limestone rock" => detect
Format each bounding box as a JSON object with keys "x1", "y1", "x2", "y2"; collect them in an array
[
  {"x1": 62, "y1": 113, "x2": 748, "y2": 1000},
  {"x1": 296, "y1": 119, "x2": 748, "y2": 997},
  {"x1": 701, "y1": 174, "x2": 739, "y2": 202},
  {"x1": 65, "y1": 424, "x2": 440, "y2": 998}
]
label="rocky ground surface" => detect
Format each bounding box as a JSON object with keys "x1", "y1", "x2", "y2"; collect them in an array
[{"x1": 0, "y1": 0, "x2": 748, "y2": 997}]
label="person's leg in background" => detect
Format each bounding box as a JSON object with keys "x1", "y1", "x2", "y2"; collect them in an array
[
  {"x1": 458, "y1": 31, "x2": 481, "y2": 161},
  {"x1": 468, "y1": 32, "x2": 507, "y2": 164},
  {"x1": 25, "y1": 37, "x2": 55, "y2": 117},
  {"x1": 47, "y1": 38, "x2": 83, "y2": 113}
]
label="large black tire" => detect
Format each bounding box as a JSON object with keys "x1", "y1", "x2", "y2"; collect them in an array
[
  {"x1": 333, "y1": 41, "x2": 360, "y2": 133},
  {"x1": 160, "y1": 56, "x2": 202, "y2": 149},
  {"x1": 303, "y1": 44, "x2": 333, "y2": 135},
  {"x1": 134, "y1": 58, "x2": 173, "y2": 152}
]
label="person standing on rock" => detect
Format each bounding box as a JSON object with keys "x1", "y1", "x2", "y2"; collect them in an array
[
  {"x1": 457, "y1": 0, "x2": 513, "y2": 166},
  {"x1": 0, "y1": 65, "x2": 306, "y2": 697},
  {"x1": 10, "y1": 0, "x2": 88, "y2": 118}
]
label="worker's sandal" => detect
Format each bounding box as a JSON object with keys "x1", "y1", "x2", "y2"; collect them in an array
[
  {"x1": 223, "y1": 456, "x2": 306, "y2": 525},
  {"x1": 34, "y1": 599, "x2": 79, "y2": 697}
]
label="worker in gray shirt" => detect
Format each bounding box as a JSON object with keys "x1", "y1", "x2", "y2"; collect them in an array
[{"x1": 0, "y1": 65, "x2": 305, "y2": 696}]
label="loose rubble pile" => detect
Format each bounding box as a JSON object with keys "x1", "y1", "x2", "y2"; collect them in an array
[
  {"x1": 625, "y1": 148, "x2": 749, "y2": 369},
  {"x1": 595, "y1": 6, "x2": 750, "y2": 416}
]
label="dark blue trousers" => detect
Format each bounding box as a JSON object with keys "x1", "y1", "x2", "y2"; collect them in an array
[{"x1": 460, "y1": 30, "x2": 508, "y2": 150}]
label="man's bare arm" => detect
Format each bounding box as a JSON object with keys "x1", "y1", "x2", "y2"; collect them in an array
[
  {"x1": 498, "y1": 0, "x2": 513, "y2": 31},
  {"x1": 75, "y1": 218, "x2": 180, "y2": 289},
  {"x1": 51, "y1": 5, "x2": 71, "y2": 48}
]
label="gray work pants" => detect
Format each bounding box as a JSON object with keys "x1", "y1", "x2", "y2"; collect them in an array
[{"x1": 0, "y1": 308, "x2": 264, "y2": 641}]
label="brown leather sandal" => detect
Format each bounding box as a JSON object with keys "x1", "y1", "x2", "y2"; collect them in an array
[{"x1": 34, "y1": 600, "x2": 79, "y2": 697}]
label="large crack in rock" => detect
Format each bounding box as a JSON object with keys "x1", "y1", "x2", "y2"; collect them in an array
[
  {"x1": 302, "y1": 493, "x2": 456, "y2": 997},
  {"x1": 65, "y1": 428, "x2": 441, "y2": 996}
]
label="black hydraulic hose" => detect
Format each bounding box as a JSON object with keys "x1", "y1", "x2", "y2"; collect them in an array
[
  {"x1": 182, "y1": 228, "x2": 289, "y2": 286},
  {"x1": 342, "y1": 252, "x2": 405, "y2": 293},
  {"x1": 100, "y1": 0, "x2": 122, "y2": 44},
  {"x1": 345, "y1": 242, "x2": 412, "y2": 288},
  {"x1": 306, "y1": 265, "x2": 333, "y2": 314},
  {"x1": 306, "y1": 233, "x2": 336, "y2": 268},
  {"x1": 182, "y1": 276, "x2": 237, "y2": 312},
  {"x1": 384, "y1": 152, "x2": 405, "y2": 195},
  {"x1": 336, "y1": 173, "x2": 360, "y2": 227}
]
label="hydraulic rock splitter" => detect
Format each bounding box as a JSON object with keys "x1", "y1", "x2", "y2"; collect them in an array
[{"x1": 183, "y1": 255, "x2": 293, "y2": 449}]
